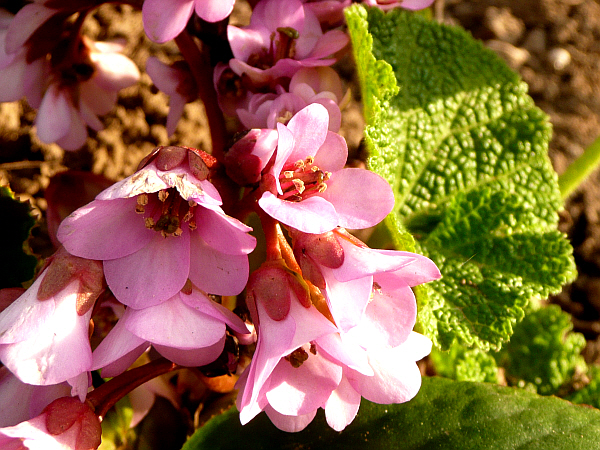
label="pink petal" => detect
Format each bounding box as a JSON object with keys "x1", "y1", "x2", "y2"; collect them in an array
[
  {"x1": 313, "y1": 130, "x2": 347, "y2": 171},
  {"x1": 0, "y1": 57, "x2": 27, "y2": 102},
  {"x1": 55, "y1": 102, "x2": 89, "y2": 151},
  {"x1": 89, "y1": 50, "x2": 140, "y2": 91},
  {"x1": 179, "y1": 288, "x2": 249, "y2": 335},
  {"x1": 78, "y1": 96, "x2": 104, "y2": 131},
  {"x1": 194, "y1": 0, "x2": 235, "y2": 22},
  {"x1": 193, "y1": 207, "x2": 255, "y2": 255},
  {"x1": 104, "y1": 229, "x2": 190, "y2": 309},
  {"x1": 257, "y1": 0, "x2": 304, "y2": 31},
  {"x1": 320, "y1": 168, "x2": 395, "y2": 230},
  {"x1": 4, "y1": 4, "x2": 55, "y2": 54},
  {"x1": 293, "y1": 7, "x2": 321, "y2": 59},
  {"x1": 91, "y1": 317, "x2": 148, "y2": 376},
  {"x1": 312, "y1": 98, "x2": 341, "y2": 132},
  {"x1": 315, "y1": 332, "x2": 373, "y2": 376},
  {"x1": 286, "y1": 103, "x2": 329, "y2": 162},
  {"x1": 123, "y1": 294, "x2": 225, "y2": 348},
  {"x1": 35, "y1": 84, "x2": 72, "y2": 144},
  {"x1": 258, "y1": 192, "x2": 338, "y2": 234},
  {"x1": 154, "y1": 336, "x2": 225, "y2": 367},
  {"x1": 272, "y1": 124, "x2": 296, "y2": 194},
  {"x1": 227, "y1": 26, "x2": 267, "y2": 62},
  {"x1": 58, "y1": 198, "x2": 155, "y2": 261},
  {"x1": 308, "y1": 29, "x2": 349, "y2": 59},
  {"x1": 266, "y1": 352, "x2": 341, "y2": 416},
  {"x1": 188, "y1": 231, "x2": 249, "y2": 296},
  {"x1": 264, "y1": 406, "x2": 316, "y2": 432},
  {"x1": 142, "y1": 0, "x2": 194, "y2": 43},
  {"x1": 166, "y1": 93, "x2": 186, "y2": 136},
  {"x1": 146, "y1": 56, "x2": 179, "y2": 95},
  {"x1": 324, "y1": 374, "x2": 361, "y2": 431},
  {"x1": 398, "y1": 0, "x2": 435, "y2": 10}
]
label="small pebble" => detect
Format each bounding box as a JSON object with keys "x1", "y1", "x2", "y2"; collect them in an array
[
  {"x1": 548, "y1": 47, "x2": 571, "y2": 71},
  {"x1": 486, "y1": 40, "x2": 530, "y2": 69}
]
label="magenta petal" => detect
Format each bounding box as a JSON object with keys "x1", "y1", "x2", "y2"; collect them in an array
[
  {"x1": 188, "y1": 231, "x2": 249, "y2": 296},
  {"x1": 286, "y1": 103, "x2": 329, "y2": 162},
  {"x1": 324, "y1": 375, "x2": 361, "y2": 431},
  {"x1": 264, "y1": 405, "x2": 316, "y2": 432},
  {"x1": 154, "y1": 336, "x2": 225, "y2": 367},
  {"x1": 123, "y1": 294, "x2": 225, "y2": 348},
  {"x1": 194, "y1": 0, "x2": 234, "y2": 22},
  {"x1": 266, "y1": 352, "x2": 341, "y2": 415},
  {"x1": 322, "y1": 266, "x2": 372, "y2": 332},
  {"x1": 400, "y1": 0, "x2": 435, "y2": 10},
  {"x1": 193, "y1": 207, "x2": 255, "y2": 255},
  {"x1": 104, "y1": 230, "x2": 190, "y2": 309},
  {"x1": 259, "y1": 192, "x2": 338, "y2": 233},
  {"x1": 91, "y1": 317, "x2": 148, "y2": 376},
  {"x1": 313, "y1": 131, "x2": 347, "y2": 171},
  {"x1": 142, "y1": 0, "x2": 194, "y2": 43},
  {"x1": 320, "y1": 168, "x2": 395, "y2": 230}
]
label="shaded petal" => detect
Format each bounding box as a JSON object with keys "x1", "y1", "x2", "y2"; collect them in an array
[
  {"x1": 188, "y1": 231, "x2": 249, "y2": 296},
  {"x1": 266, "y1": 352, "x2": 341, "y2": 416},
  {"x1": 193, "y1": 207, "x2": 255, "y2": 255},
  {"x1": 227, "y1": 26, "x2": 267, "y2": 62},
  {"x1": 179, "y1": 288, "x2": 249, "y2": 335},
  {"x1": 4, "y1": 4, "x2": 54, "y2": 54},
  {"x1": 320, "y1": 168, "x2": 394, "y2": 230},
  {"x1": 35, "y1": 84, "x2": 71, "y2": 144},
  {"x1": 264, "y1": 406, "x2": 316, "y2": 432},
  {"x1": 55, "y1": 102, "x2": 89, "y2": 151},
  {"x1": 104, "y1": 229, "x2": 190, "y2": 309},
  {"x1": 154, "y1": 336, "x2": 225, "y2": 367},
  {"x1": 58, "y1": 198, "x2": 155, "y2": 260},
  {"x1": 316, "y1": 333, "x2": 372, "y2": 376},
  {"x1": 313, "y1": 130, "x2": 347, "y2": 171},
  {"x1": 272, "y1": 124, "x2": 295, "y2": 194},
  {"x1": 146, "y1": 56, "x2": 179, "y2": 94},
  {"x1": 194, "y1": 0, "x2": 235, "y2": 22},
  {"x1": 258, "y1": 192, "x2": 338, "y2": 234},
  {"x1": 324, "y1": 374, "x2": 361, "y2": 431},
  {"x1": 89, "y1": 50, "x2": 140, "y2": 91},
  {"x1": 78, "y1": 95, "x2": 104, "y2": 131},
  {"x1": 79, "y1": 79, "x2": 117, "y2": 115},
  {"x1": 123, "y1": 294, "x2": 225, "y2": 348},
  {"x1": 308, "y1": 29, "x2": 349, "y2": 59},
  {"x1": 142, "y1": 0, "x2": 194, "y2": 43},
  {"x1": 166, "y1": 92, "x2": 186, "y2": 136}
]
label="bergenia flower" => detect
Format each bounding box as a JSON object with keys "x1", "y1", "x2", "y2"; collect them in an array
[
  {"x1": 236, "y1": 103, "x2": 394, "y2": 233},
  {"x1": 91, "y1": 282, "x2": 249, "y2": 377},
  {"x1": 225, "y1": 0, "x2": 349, "y2": 86},
  {"x1": 146, "y1": 57, "x2": 198, "y2": 136},
  {"x1": 0, "y1": 396, "x2": 102, "y2": 450},
  {"x1": 363, "y1": 0, "x2": 435, "y2": 11},
  {"x1": 0, "y1": 248, "x2": 103, "y2": 393},
  {"x1": 301, "y1": 0, "x2": 351, "y2": 28},
  {"x1": 57, "y1": 146, "x2": 256, "y2": 309},
  {"x1": 143, "y1": 0, "x2": 235, "y2": 43}
]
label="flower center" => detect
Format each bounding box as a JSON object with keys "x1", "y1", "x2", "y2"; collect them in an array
[
  {"x1": 279, "y1": 156, "x2": 331, "y2": 202},
  {"x1": 135, "y1": 188, "x2": 198, "y2": 237},
  {"x1": 284, "y1": 343, "x2": 317, "y2": 368},
  {"x1": 247, "y1": 27, "x2": 299, "y2": 70}
]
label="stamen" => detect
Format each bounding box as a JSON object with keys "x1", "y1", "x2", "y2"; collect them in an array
[
  {"x1": 292, "y1": 179, "x2": 305, "y2": 194},
  {"x1": 158, "y1": 190, "x2": 169, "y2": 202},
  {"x1": 145, "y1": 217, "x2": 155, "y2": 229},
  {"x1": 285, "y1": 347, "x2": 309, "y2": 368}
]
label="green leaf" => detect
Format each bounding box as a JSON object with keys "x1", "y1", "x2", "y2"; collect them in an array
[
  {"x1": 345, "y1": 5, "x2": 576, "y2": 350},
  {"x1": 431, "y1": 342, "x2": 499, "y2": 383},
  {"x1": 498, "y1": 305, "x2": 587, "y2": 395},
  {"x1": 182, "y1": 377, "x2": 600, "y2": 450},
  {"x1": 0, "y1": 186, "x2": 38, "y2": 288},
  {"x1": 567, "y1": 365, "x2": 600, "y2": 409}
]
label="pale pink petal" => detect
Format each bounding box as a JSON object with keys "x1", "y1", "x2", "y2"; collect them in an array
[
  {"x1": 266, "y1": 352, "x2": 341, "y2": 416},
  {"x1": 23, "y1": 58, "x2": 48, "y2": 108},
  {"x1": 324, "y1": 374, "x2": 361, "y2": 431},
  {"x1": 89, "y1": 51, "x2": 140, "y2": 91},
  {"x1": 188, "y1": 231, "x2": 249, "y2": 296},
  {"x1": 194, "y1": 0, "x2": 235, "y2": 22},
  {"x1": 58, "y1": 198, "x2": 155, "y2": 260},
  {"x1": 78, "y1": 96, "x2": 104, "y2": 131},
  {"x1": 154, "y1": 336, "x2": 225, "y2": 367},
  {"x1": 312, "y1": 98, "x2": 341, "y2": 132},
  {"x1": 320, "y1": 168, "x2": 395, "y2": 229},
  {"x1": 0, "y1": 281, "x2": 92, "y2": 385},
  {"x1": 321, "y1": 266, "x2": 372, "y2": 332},
  {"x1": 272, "y1": 124, "x2": 296, "y2": 194},
  {"x1": 286, "y1": 103, "x2": 329, "y2": 162},
  {"x1": 35, "y1": 84, "x2": 71, "y2": 144},
  {"x1": 104, "y1": 230, "x2": 190, "y2": 309},
  {"x1": 193, "y1": 208, "x2": 255, "y2": 255},
  {"x1": 143, "y1": 0, "x2": 194, "y2": 43},
  {"x1": 308, "y1": 29, "x2": 349, "y2": 59},
  {"x1": 55, "y1": 102, "x2": 89, "y2": 151},
  {"x1": 95, "y1": 165, "x2": 169, "y2": 201},
  {"x1": 166, "y1": 93, "x2": 186, "y2": 135},
  {"x1": 67, "y1": 372, "x2": 90, "y2": 402},
  {"x1": 0, "y1": 58, "x2": 27, "y2": 102},
  {"x1": 146, "y1": 57, "x2": 179, "y2": 95},
  {"x1": 315, "y1": 332, "x2": 373, "y2": 376},
  {"x1": 265, "y1": 94, "x2": 306, "y2": 129},
  {"x1": 313, "y1": 130, "x2": 347, "y2": 171},
  {"x1": 293, "y1": 7, "x2": 321, "y2": 59},
  {"x1": 123, "y1": 294, "x2": 225, "y2": 348},
  {"x1": 290, "y1": 67, "x2": 344, "y2": 102},
  {"x1": 258, "y1": 0, "x2": 304, "y2": 31},
  {"x1": 259, "y1": 192, "x2": 338, "y2": 233},
  {"x1": 264, "y1": 406, "x2": 316, "y2": 432},
  {"x1": 4, "y1": 4, "x2": 55, "y2": 54},
  {"x1": 179, "y1": 289, "x2": 249, "y2": 335},
  {"x1": 227, "y1": 26, "x2": 267, "y2": 62},
  {"x1": 91, "y1": 317, "x2": 148, "y2": 376}
]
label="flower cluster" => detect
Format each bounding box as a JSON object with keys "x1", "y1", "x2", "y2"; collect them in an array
[{"x1": 0, "y1": 0, "x2": 438, "y2": 447}]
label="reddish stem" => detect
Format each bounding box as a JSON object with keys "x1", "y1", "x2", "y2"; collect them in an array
[
  {"x1": 87, "y1": 358, "x2": 179, "y2": 419},
  {"x1": 175, "y1": 31, "x2": 227, "y2": 162}
]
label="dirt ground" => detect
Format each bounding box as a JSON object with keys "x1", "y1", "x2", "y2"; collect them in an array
[{"x1": 2, "y1": 0, "x2": 600, "y2": 363}]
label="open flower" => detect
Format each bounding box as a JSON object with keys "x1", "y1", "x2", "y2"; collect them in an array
[
  {"x1": 57, "y1": 146, "x2": 256, "y2": 309},
  {"x1": 143, "y1": 0, "x2": 235, "y2": 43},
  {"x1": 245, "y1": 103, "x2": 394, "y2": 233},
  {"x1": 363, "y1": 0, "x2": 435, "y2": 11}
]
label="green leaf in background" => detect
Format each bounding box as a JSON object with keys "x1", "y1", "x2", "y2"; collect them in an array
[
  {"x1": 431, "y1": 342, "x2": 499, "y2": 383},
  {"x1": 182, "y1": 377, "x2": 600, "y2": 450},
  {"x1": 345, "y1": 5, "x2": 576, "y2": 350},
  {"x1": 567, "y1": 365, "x2": 600, "y2": 409},
  {"x1": 0, "y1": 186, "x2": 38, "y2": 289},
  {"x1": 498, "y1": 304, "x2": 587, "y2": 395}
]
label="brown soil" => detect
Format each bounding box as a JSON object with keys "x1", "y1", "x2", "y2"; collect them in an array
[{"x1": 2, "y1": 0, "x2": 600, "y2": 361}]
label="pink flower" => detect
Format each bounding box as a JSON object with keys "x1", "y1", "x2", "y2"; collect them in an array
[
  {"x1": 0, "y1": 396, "x2": 102, "y2": 450},
  {"x1": 302, "y1": 0, "x2": 351, "y2": 28},
  {"x1": 146, "y1": 57, "x2": 198, "y2": 136},
  {"x1": 143, "y1": 0, "x2": 235, "y2": 43},
  {"x1": 0, "y1": 248, "x2": 103, "y2": 391},
  {"x1": 363, "y1": 0, "x2": 435, "y2": 11},
  {"x1": 243, "y1": 103, "x2": 394, "y2": 233},
  {"x1": 57, "y1": 146, "x2": 256, "y2": 309},
  {"x1": 225, "y1": 0, "x2": 349, "y2": 86},
  {"x1": 91, "y1": 282, "x2": 249, "y2": 376}
]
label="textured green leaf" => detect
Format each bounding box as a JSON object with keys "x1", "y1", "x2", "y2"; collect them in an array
[
  {"x1": 345, "y1": 6, "x2": 576, "y2": 350},
  {"x1": 0, "y1": 186, "x2": 38, "y2": 288},
  {"x1": 431, "y1": 342, "x2": 499, "y2": 383},
  {"x1": 182, "y1": 377, "x2": 600, "y2": 450},
  {"x1": 498, "y1": 305, "x2": 587, "y2": 395}
]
